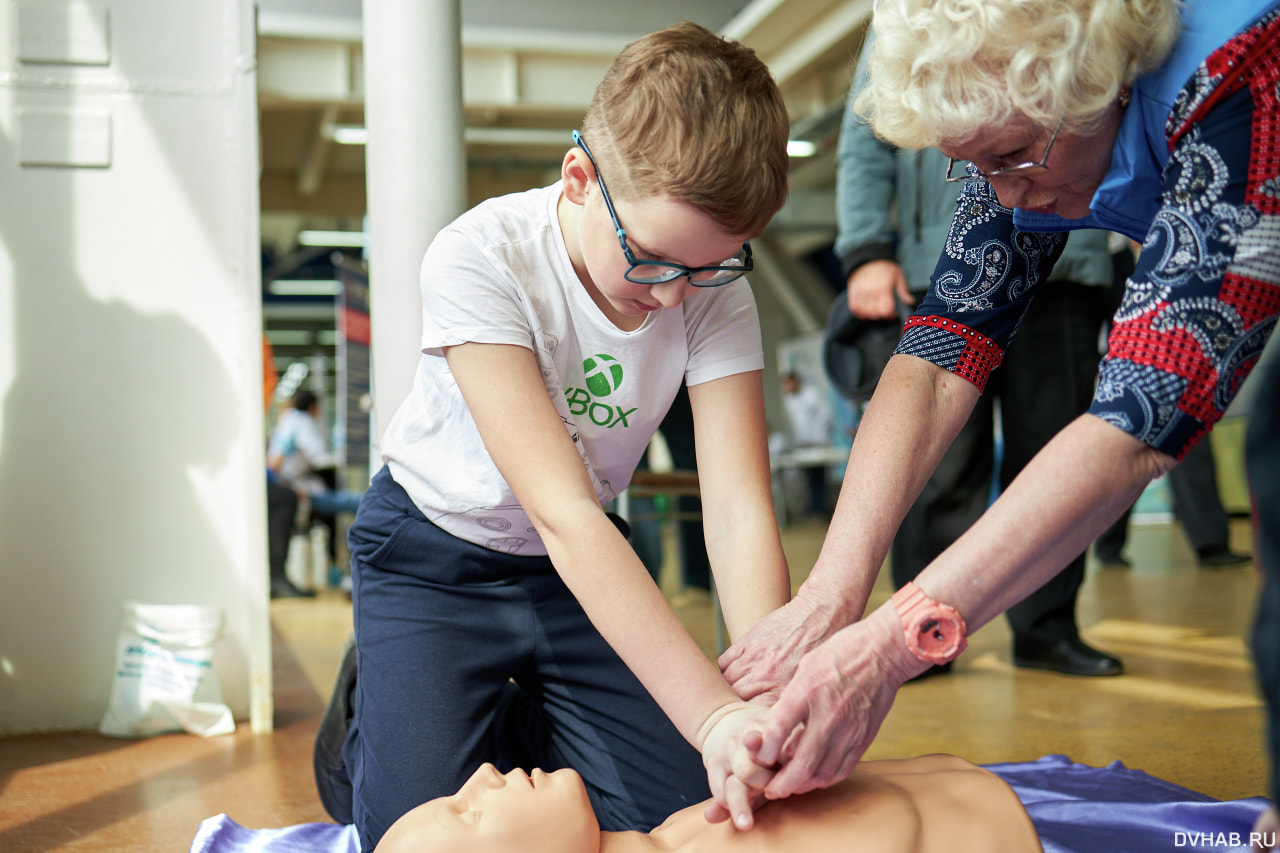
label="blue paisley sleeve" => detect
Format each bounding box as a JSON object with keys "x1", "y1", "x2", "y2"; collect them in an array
[
  {"x1": 1090, "y1": 18, "x2": 1280, "y2": 459},
  {"x1": 895, "y1": 174, "x2": 1068, "y2": 391}
]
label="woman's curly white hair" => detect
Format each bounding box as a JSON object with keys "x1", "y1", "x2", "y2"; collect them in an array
[{"x1": 856, "y1": 0, "x2": 1182, "y2": 148}]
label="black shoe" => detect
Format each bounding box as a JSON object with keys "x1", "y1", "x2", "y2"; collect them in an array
[
  {"x1": 314, "y1": 635, "x2": 357, "y2": 824},
  {"x1": 271, "y1": 578, "x2": 317, "y2": 599},
  {"x1": 1196, "y1": 546, "x2": 1251, "y2": 569},
  {"x1": 906, "y1": 661, "x2": 953, "y2": 683},
  {"x1": 1013, "y1": 636, "x2": 1123, "y2": 677},
  {"x1": 1095, "y1": 550, "x2": 1131, "y2": 569}
]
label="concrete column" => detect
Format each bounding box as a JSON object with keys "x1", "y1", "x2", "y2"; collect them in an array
[{"x1": 363, "y1": 0, "x2": 466, "y2": 442}]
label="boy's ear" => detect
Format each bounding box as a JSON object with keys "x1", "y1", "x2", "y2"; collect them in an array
[{"x1": 561, "y1": 147, "x2": 593, "y2": 205}]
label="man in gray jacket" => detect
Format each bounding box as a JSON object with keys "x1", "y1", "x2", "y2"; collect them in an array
[{"x1": 832, "y1": 45, "x2": 1122, "y2": 677}]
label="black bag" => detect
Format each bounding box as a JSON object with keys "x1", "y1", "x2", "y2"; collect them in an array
[{"x1": 821, "y1": 290, "x2": 903, "y2": 403}]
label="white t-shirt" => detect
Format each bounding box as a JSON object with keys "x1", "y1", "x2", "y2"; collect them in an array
[{"x1": 380, "y1": 182, "x2": 763, "y2": 555}]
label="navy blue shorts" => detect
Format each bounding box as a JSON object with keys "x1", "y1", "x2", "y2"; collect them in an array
[{"x1": 343, "y1": 467, "x2": 708, "y2": 850}]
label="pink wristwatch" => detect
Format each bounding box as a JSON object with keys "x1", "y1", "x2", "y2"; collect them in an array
[{"x1": 890, "y1": 581, "x2": 968, "y2": 665}]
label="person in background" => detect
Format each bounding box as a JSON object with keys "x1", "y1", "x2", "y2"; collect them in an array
[
  {"x1": 779, "y1": 372, "x2": 834, "y2": 516},
  {"x1": 1094, "y1": 437, "x2": 1252, "y2": 568},
  {"x1": 265, "y1": 477, "x2": 311, "y2": 598},
  {"x1": 267, "y1": 388, "x2": 363, "y2": 574},
  {"x1": 268, "y1": 389, "x2": 362, "y2": 514},
  {"x1": 262, "y1": 336, "x2": 313, "y2": 598},
  {"x1": 829, "y1": 42, "x2": 1122, "y2": 677},
  {"x1": 713, "y1": 0, "x2": 1280, "y2": 820},
  {"x1": 629, "y1": 384, "x2": 714, "y2": 599}
]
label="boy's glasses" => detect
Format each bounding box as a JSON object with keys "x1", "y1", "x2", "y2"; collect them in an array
[
  {"x1": 944, "y1": 121, "x2": 1062, "y2": 183},
  {"x1": 572, "y1": 130, "x2": 752, "y2": 287}
]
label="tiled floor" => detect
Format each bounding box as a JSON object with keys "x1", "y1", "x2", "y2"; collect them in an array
[{"x1": 0, "y1": 516, "x2": 1265, "y2": 851}]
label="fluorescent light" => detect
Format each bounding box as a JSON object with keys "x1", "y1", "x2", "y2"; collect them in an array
[
  {"x1": 268, "y1": 279, "x2": 342, "y2": 296},
  {"x1": 464, "y1": 127, "x2": 570, "y2": 146},
  {"x1": 266, "y1": 330, "x2": 316, "y2": 346},
  {"x1": 330, "y1": 124, "x2": 368, "y2": 145},
  {"x1": 787, "y1": 139, "x2": 817, "y2": 158},
  {"x1": 320, "y1": 124, "x2": 574, "y2": 148},
  {"x1": 298, "y1": 229, "x2": 367, "y2": 248}
]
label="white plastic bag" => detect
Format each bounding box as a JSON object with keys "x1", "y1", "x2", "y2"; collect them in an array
[
  {"x1": 286, "y1": 530, "x2": 312, "y2": 590},
  {"x1": 98, "y1": 601, "x2": 236, "y2": 738}
]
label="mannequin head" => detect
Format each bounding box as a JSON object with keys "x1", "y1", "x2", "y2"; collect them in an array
[{"x1": 374, "y1": 763, "x2": 599, "y2": 853}]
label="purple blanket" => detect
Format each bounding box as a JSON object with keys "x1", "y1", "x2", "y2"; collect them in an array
[
  {"x1": 190, "y1": 755, "x2": 1270, "y2": 853},
  {"x1": 988, "y1": 755, "x2": 1267, "y2": 852}
]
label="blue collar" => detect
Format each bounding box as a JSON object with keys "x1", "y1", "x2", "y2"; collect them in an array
[{"x1": 1013, "y1": 0, "x2": 1279, "y2": 241}]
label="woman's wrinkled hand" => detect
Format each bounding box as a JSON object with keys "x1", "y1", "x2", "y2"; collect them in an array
[
  {"x1": 719, "y1": 591, "x2": 844, "y2": 705},
  {"x1": 750, "y1": 604, "x2": 924, "y2": 800}
]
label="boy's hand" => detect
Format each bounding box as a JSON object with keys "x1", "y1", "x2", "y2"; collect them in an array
[
  {"x1": 696, "y1": 702, "x2": 776, "y2": 830},
  {"x1": 751, "y1": 605, "x2": 920, "y2": 800}
]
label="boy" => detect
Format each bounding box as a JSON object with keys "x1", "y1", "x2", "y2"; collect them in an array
[{"x1": 318, "y1": 22, "x2": 793, "y2": 850}]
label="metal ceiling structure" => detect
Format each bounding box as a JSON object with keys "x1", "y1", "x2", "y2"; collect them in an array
[{"x1": 257, "y1": 0, "x2": 873, "y2": 376}]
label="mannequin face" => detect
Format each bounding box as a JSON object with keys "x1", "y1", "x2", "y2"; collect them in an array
[{"x1": 374, "y1": 763, "x2": 600, "y2": 853}]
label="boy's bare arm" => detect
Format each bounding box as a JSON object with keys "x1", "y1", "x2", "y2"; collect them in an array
[
  {"x1": 443, "y1": 342, "x2": 756, "y2": 741},
  {"x1": 687, "y1": 371, "x2": 792, "y2": 641}
]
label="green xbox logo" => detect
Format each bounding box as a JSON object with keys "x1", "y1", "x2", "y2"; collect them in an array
[
  {"x1": 566, "y1": 353, "x2": 635, "y2": 428},
  {"x1": 583, "y1": 354, "x2": 624, "y2": 397}
]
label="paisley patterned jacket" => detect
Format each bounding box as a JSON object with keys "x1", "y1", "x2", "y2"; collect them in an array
[{"x1": 899, "y1": 3, "x2": 1280, "y2": 458}]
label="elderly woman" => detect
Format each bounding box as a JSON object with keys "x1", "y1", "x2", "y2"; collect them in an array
[{"x1": 713, "y1": 0, "x2": 1280, "y2": 827}]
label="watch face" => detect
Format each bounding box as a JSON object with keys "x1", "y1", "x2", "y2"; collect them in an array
[
  {"x1": 893, "y1": 582, "x2": 967, "y2": 665},
  {"x1": 917, "y1": 616, "x2": 960, "y2": 656}
]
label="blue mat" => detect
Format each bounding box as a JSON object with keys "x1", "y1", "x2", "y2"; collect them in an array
[
  {"x1": 190, "y1": 754, "x2": 1270, "y2": 853},
  {"x1": 987, "y1": 754, "x2": 1267, "y2": 852}
]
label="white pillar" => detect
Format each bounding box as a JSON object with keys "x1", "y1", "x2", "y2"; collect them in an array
[{"x1": 362, "y1": 0, "x2": 466, "y2": 441}]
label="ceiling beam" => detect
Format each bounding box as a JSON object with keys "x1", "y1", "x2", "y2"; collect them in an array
[{"x1": 296, "y1": 105, "x2": 339, "y2": 197}]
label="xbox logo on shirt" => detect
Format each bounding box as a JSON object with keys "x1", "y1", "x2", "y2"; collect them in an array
[
  {"x1": 566, "y1": 353, "x2": 635, "y2": 428},
  {"x1": 583, "y1": 354, "x2": 624, "y2": 397}
]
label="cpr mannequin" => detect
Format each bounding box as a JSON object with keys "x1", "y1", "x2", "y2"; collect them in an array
[{"x1": 374, "y1": 754, "x2": 1043, "y2": 853}]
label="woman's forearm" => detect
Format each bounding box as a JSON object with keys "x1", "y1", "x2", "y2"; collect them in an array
[
  {"x1": 800, "y1": 355, "x2": 980, "y2": 621},
  {"x1": 911, "y1": 413, "x2": 1175, "y2": 628}
]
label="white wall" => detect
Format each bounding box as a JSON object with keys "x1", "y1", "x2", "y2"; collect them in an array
[{"x1": 0, "y1": 0, "x2": 270, "y2": 734}]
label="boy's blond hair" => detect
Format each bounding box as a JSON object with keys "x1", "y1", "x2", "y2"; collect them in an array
[{"x1": 581, "y1": 22, "x2": 790, "y2": 238}]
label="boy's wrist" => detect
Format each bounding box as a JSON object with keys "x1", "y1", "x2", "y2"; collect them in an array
[{"x1": 694, "y1": 699, "x2": 755, "y2": 752}]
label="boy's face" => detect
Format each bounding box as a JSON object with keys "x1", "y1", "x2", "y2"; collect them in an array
[{"x1": 563, "y1": 148, "x2": 751, "y2": 328}]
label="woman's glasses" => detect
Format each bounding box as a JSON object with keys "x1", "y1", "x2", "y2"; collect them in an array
[{"x1": 944, "y1": 121, "x2": 1062, "y2": 183}]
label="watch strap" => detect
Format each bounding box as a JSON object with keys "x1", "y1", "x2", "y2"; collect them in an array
[{"x1": 890, "y1": 581, "x2": 968, "y2": 664}]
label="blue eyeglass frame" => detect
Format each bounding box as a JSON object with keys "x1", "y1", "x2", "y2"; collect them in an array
[{"x1": 572, "y1": 130, "x2": 752, "y2": 287}]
